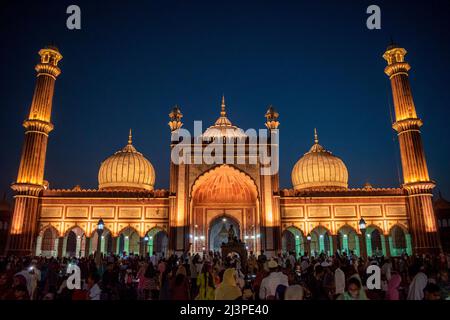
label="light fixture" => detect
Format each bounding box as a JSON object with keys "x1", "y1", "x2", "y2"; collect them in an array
[
  {"x1": 296, "y1": 235, "x2": 300, "y2": 239},
  {"x1": 194, "y1": 236, "x2": 199, "y2": 240},
  {"x1": 320, "y1": 234, "x2": 324, "y2": 238},
  {"x1": 306, "y1": 234, "x2": 312, "y2": 241},
  {"x1": 359, "y1": 217, "x2": 367, "y2": 231},
  {"x1": 149, "y1": 236, "x2": 153, "y2": 240},
  {"x1": 144, "y1": 236, "x2": 149, "y2": 241},
  {"x1": 200, "y1": 235, "x2": 205, "y2": 240},
  {"x1": 244, "y1": 235, "x2": 249, "y2": 240},
  {"x1": 189, "y1": 234, "x2": 193, "y2": 238},
  {"x1": 125, "y1": 236, "x2": 129, "y2": 239},
  {"x1": 343, "y1": 234, "x2": 348, "y2": 238},
  {"x1": 97, "y1": 218, "x2": 104, "y2": 231},
  {"x1": 256, "y1": 234, "x2": 261, "y2": 238},
  {"x1": 222, "y1": 218, "x2": 227, "y2": 222},
  {"x1": 251, "y1": 235, "x2": 255, "y2": 239}
]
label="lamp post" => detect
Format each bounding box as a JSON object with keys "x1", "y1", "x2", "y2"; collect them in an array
[
  {"x1": 306, "y1": 233, "x2": 312, "y2": 256},
  {"x1": 359, "y1": 217, "x2": 367, "y2": 259},
  {"x1": 95, "y1": 218, "x2": 104, "y2": 266}
]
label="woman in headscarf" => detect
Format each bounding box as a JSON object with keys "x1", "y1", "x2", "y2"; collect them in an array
[
  {"x1": 196, "y1": 263, "x2": 215, "y2": 300},
  {"x1": 337, "y1": 276, "x2": 368, "y2": 300},
  {"x1": 170, "y1": 265, "x2": 190, "y2": 300},
  {"x1": 215, "y1": 268, "x2": 242, "y2": 300},
  {"x1": 386, "y1": 272, "x2": 402, "y2": 300}
]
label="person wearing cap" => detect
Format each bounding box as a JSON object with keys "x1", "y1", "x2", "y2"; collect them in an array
[{"x1": 258, "y1": 259, "x2": 288, "y2": 300}]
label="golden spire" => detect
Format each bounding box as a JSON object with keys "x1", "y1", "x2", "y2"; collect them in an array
[
  {"x1": 314, "y1": 128, "x2": 319, "y2": 144},
  {"x1": 220, "y1": 94, "x2": 226, "y2": 117},
  {"x1": 128, "y1": 128, "x2": 133, "y2": 145}
]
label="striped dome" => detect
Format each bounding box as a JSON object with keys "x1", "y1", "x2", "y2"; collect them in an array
[
  {"x1": 98, "y1": 131, "x2": 155, "y2": 191},
  {"x1": 292, "y1": 129, "x2": 348, "y2": 190}
]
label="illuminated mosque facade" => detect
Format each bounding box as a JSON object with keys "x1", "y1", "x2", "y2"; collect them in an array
[{"x1": 5, "y1": 44, "x2": 443, "y2": 258}]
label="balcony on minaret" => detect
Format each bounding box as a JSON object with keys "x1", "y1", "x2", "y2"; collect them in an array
[{"x1": 35, "y1": 46, "x2": 63, "y2": 79}]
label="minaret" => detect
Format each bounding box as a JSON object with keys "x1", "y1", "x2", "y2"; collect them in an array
[
  {"x1": 262, "y1": 105, "x2": 281, "y2": 254},
  {"x1": 383, "y1": 43, "x2": 441, "y2": 254},
  {"x1": 168, "y1": 105, "x2": 187, "y2": 254},
  {"x1": 7, "y1": 46, "x2": 62, "y2": 256}
]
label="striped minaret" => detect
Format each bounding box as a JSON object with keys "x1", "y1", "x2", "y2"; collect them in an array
[
  {"x1": 7, "y1": 46, "x2": 62, "y2": 256},
  {"x1": 383, "y1": 43, "x2": 441, "y2": 254}
]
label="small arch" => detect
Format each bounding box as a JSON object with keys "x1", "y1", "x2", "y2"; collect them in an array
[
  {"x1": 389, "y1": 224, "x2": 411, "y2": 256},
  {"x1": 64, "y1": 225, "x2": 86, "y2": 237},
  {"x1": 337, "y1": 225, "x2": 359, "y2": 255},
  {"x1": 90, "y1": 227, "x2": 113, "y2": 256},
  {"x1": 37, "y1": 225, "x2": 59, "y2": 257},
  {"x1": 282, "y1": 226, "x2": 305, "y2": 257},
  {"x1": 310, "y1": 225, "x2": 332, "y2": 256},
  {"x1": 365, "y1": 224, "x2": 386, "y2": 257},
  {"x1": 145, "y1": 227, "x2": 169, "y2": 258},
  {"x1": 117, "y1": 226, "x2": 140, "y2": 256}
]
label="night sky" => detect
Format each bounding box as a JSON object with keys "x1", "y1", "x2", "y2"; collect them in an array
[{"x1": 1, "y1": 0, "x2": 449, "y2": 200}]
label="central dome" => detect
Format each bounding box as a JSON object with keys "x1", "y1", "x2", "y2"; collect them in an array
[
  {"x1": 292, "y1": 129, "x2": 348, "y2": 190},
  {"x1": 98, "y1": 130, "x2": 155, "y2": 191},
  {"x1": 202, "y1": 96, "x2": 247, "y2": 139}
]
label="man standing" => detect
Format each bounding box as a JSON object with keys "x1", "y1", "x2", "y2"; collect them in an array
[
  {"x1": 259, "y1": 259, "x2": 289, "y2": 300},
  {"x1": 407, "y1": 265, "x2": 428, "y2": 300},
  {"x1": 334, "y1": 261, "x2": 345, "y2": 298}
]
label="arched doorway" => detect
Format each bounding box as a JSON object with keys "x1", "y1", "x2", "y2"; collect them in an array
[
  {"x1": 282, "y1": 227, "x2": 304, "y2": 257},
  {"x1": 389, "y1": 225, "x2": 412, "y2": 256},
  {"x1": 36, "y1": 226, "x2": 58, "y2": 257},
  {"x1": 310, "y1": 226, "x2": 332, "y2": 256},
  {"x1": 208, "y1": 215, "x2": 240, "y2": 252},
  {"x1": 366, "y1": 226, "x2": 384, "y2": 257},
  {"x1": 91, "y1": 228, "x2": 113, "y2": 256},
  {"x1": 190, "y1": 165, "x2": 259, "y2": 253},
  {"x1": 337, "y1": 225, "x2": 359, "y2": 256},
  {"x1": 117, "y1": 227, "x2": 140, "y2": 256},
  {"x1": 146, "y1": 227, "x2": 169, "y2": 257},
  {"x1": 64, "y1": 226, "x2": 86, "y2": 258}
]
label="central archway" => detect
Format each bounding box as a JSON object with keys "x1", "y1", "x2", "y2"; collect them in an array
[
  {"x1": 208, "y1": 214, "x2": 240, "y2": 252},
  {"x1": 190, "y1": 165, "x2": 259, "y2": 253}
]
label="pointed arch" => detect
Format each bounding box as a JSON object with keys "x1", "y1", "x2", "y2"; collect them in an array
[{"x1": 191, "y1": 164, "x2": 258, "y2": 204}]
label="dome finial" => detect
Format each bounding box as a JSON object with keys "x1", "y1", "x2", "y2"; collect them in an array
[
  {"x1": 128, "y1": 128, "x2": 133, "y2": 145},
  {"x1": 314, "y1": 128, "x2": 319, "y2": 144},
  {"x1": 220, "y1": 94, "x2": 226, "y2": 117}
]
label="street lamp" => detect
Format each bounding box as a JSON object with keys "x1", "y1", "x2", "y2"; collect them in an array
[
  {"x1": 359, "y1": 217, "x2": 367, "y2": 259},
  {"x1": 95, "y1": 218, "x2": 104, "y2": 266}
]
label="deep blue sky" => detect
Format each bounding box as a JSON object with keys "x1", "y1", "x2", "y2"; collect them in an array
[{"x1": 1, "y1": 0, "x2": 449, "y2": 199}]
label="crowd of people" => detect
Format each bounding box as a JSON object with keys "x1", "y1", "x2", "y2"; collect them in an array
[{"x1": 0, "y1": 249, "x2": 449, "y2": 301}]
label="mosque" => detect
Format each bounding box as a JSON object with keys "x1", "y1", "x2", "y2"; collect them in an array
[{"x1": 5, "y1": 43, "x2": 443, "y2": 258}]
